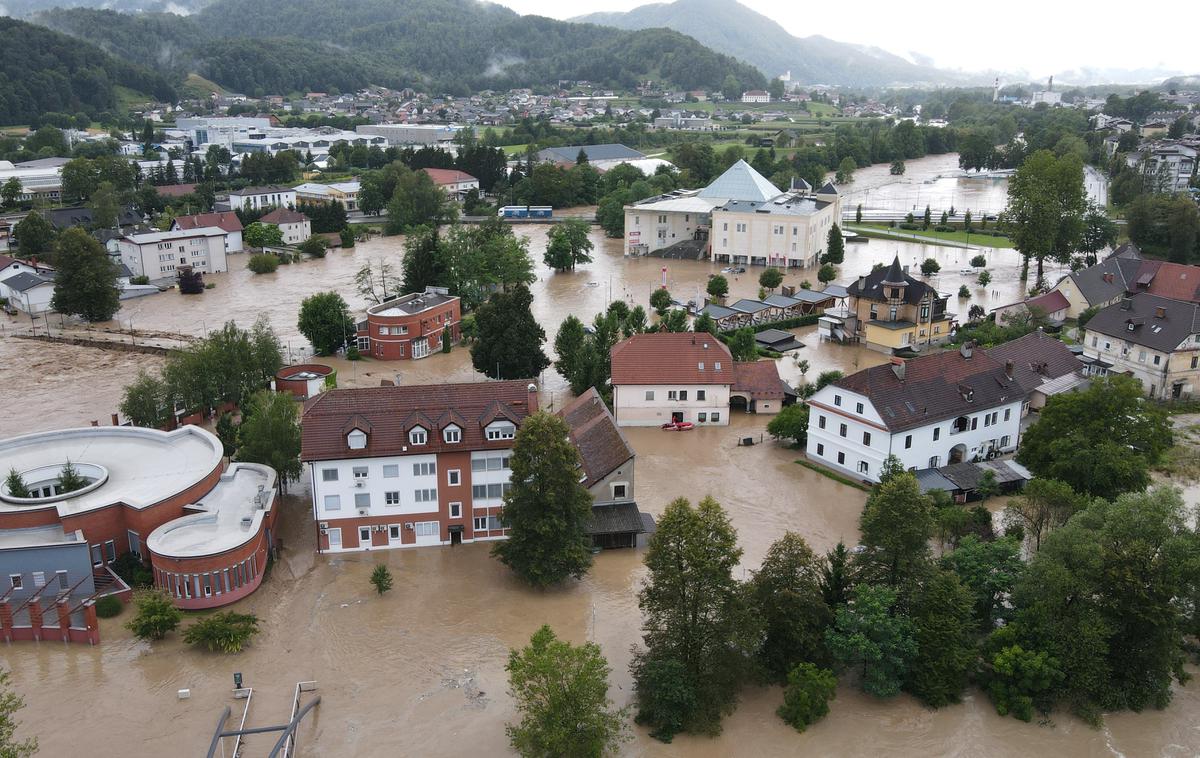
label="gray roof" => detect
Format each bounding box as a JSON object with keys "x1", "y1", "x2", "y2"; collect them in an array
[
  {"x1": 717, "y1": 193, "x2": 832, "y2": 217},
  {"x1": 984, "y1": 331, "x2": 1083, "y2": 394},
  {"x1": 14, "y1": 156, "x2": 71, "y2": 168},
  {"x1": 1066, "y1": 255, "x2": 1141, "y2": 306},
  {"x1": 2, "y1": 271, "x2": 54, "y2": 292},
  {"x1": 701, "y1": 303, "x2": 739, "y2": 320},
  {"x1": 698, "y1": 159, "x2": 781, "y2": 203},
  {"x1": 817, "y1": 181, "x2": 839, "y2": 195},
  {"x1": 1084, "y1": 293, "x2": 1200, "y2": 351},
  {"x1": 762, "y1": 294, "x2": 801, "y2": 308},
  {"x1": 537, "y1": 144, "x2": 644, "y2": 163},
  {"x1": 755, "y1": 328, "x2": 794, "y2": 343},
  {"x1": 729, "y1": 298, "x2": 770, "y2": 314},
  {"x1": 790, "y1": 289, "x2": 838, "y2": 304},
  {"x1": 914, "y1": 467, "x2": 958, "y2": 494},
  {"x1": 586, "y1": 502, "x2": 647, "y2": 536}
]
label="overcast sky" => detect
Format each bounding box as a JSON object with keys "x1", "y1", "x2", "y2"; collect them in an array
[{"x1": 491, "y1": 0, "x2": 1193, "y2": 81}]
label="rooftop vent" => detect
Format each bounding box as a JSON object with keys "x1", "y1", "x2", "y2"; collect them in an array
[{"x1": 1154, "y1": 306, "x2": 1166, "y2": 318}]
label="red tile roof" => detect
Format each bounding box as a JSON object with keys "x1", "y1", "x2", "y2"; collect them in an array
[
  {"x1": 1134, "y1": 260, "x2": 1200, "y2": 303},
  {"x1": 610, "y1": 333, "x2": 735, "y2": 386},
  {"x1": 1025, "y1": 289, "x2": 1070, "y2": 315},
  {"x1": 155, "y1": 183, "x2": 198, "y2": 198},
  {"x1": 174, "y1": 211, "x2": 243, "y2": 234},
  {"x1": 558, "y1": 387, "x2": 634, "y2": 487},
  {"x1": 983, "y1": 331, "x2": 1082, "y2": 394},
  {"x1": 261, "y1": 208, "x2": 308, "y2": 225},
  {"x1": 731, "y1": 360, "x2": 788, "y2": 400},
  {"x1": 421, "y1": 168, "x2": 478, "y2": 186},
  {"x1": 301, "y1": 380, "x2": 537, "y2": 461}
]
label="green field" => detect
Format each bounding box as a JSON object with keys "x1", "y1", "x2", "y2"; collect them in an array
[{"x1": 848, "y1": 224, "x2": 1017, "y2": 250}]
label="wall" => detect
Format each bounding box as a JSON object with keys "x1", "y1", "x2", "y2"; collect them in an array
[
  {"x1": 613, "y1": 383, "x2": 732, "y2": 426},
  {"x1": 624, "y1": 208, "x2": 704, "y2": 255},
  {"x1": 712, "y1": 207, "x2": 832, "y2": 268},
  {"x1": 587, "y1": 458, "x2": 635, "y2": 505}
]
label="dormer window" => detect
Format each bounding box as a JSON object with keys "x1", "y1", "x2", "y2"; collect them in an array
[
  {"x1": 443, "y1": 425, "x2": 461, "y2": 443},
  {"x1": 409, "y1": 427, "x2": 428, "y2": 445},
  {"x1": 347, "y1": 430, "x2": 367, "y2": 449},
  {"x1": 486, "y1": 421, "x2": 516, "y2": 441}
]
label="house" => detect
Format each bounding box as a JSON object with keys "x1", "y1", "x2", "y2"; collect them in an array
[
  {"x1": 1046, "y1": 243, "x2": 1143, "y2": 318},
  {"x1": 991, "y1": 289, "x2": 1071, "y2": 325},
  {"x1": 226, "y1": 185, "x2": 296, "y2": 212},
  {"x1": 293, "y1": 181, "x2": 361, "y2": 212},
  {"x1": 710, "y1": 180, "x2": 841, "y2": 269},
  {"x1": 982, "y1": 330, "x2": 1086, "y2": 412},
  {"x1": 0, "y1": 271, "x2": 55, "y2": 315},
  {"x1": 1080, "y1": 293, "x2": 1200, "y2": 399},
  {"x1": 844, "y1": 256, "x2": 955, "y2": 352},
  {"x1": 116, "y1": 227, "x2": 229, "y2": 280},
  {"x1": 259, "y1": 208, "x2": 311, "y2": 245},
  {"x1": 558, "y1": 387, "x2": 652, "y2": 549},
  {"x1": 354, "y1": 287, "x2": 461, "y2": 360},
  {"x1": 731, "y1": 360, "x2": 795, "y2": 414},
  {"x1": 172, "y1": 212, "x2": 244, "y2": 254},
  {"x1": 420, "y1": 168, "x2": 479, "y2": 199},
  {"x1": 300, "y1": 380, "x2": 541, "y2": 552},
  {"x1": 742, "y1": 91, "x2": 771, "y2": 104},
  {"x1": 42, "y1": 206, "x2": 142, "y2": 232},
  {"x1": 537, "y1": 144, "x2": 644, "y2": 164},
  {"x1": 805, "y1": 343, "x2": 1025, "y2": 482},
  {"x1": 914, "y1": 459, "x2": 1033, "y2": 502},
  {"x1": 1134, "y1": 142, "x2": 1197, "y2": 193}
]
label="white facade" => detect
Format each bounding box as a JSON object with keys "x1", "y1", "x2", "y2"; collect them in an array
[
  {"x1": 742, "y1": 91, "x2": 771, "y2": 103},
  {"x1": 711, "y1": 194, "x2": 841, "y2": 269},
  {"x1": 116, "y1": 228, "x2": 229, "y2": 280},
  {"x1": 0, "y1": 274, "x2": 54, "y2": 316},
  {"x1": 612, "y1": 383, "x2": 732, "y2": 427},
  {"x1": 227, "y1": 188, "x2": 297, "y2": 212},
  {"x1": 275, "y1": 218, "x2": 311, "y2": 245},
  {"x1": 623, "y1": 196, "x2": 718, "y2": 255},
  {"x1": 805, "y1": 384, "x2": 1023, "y2": 483}
]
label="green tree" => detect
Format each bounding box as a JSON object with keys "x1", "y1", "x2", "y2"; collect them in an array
[
  {"x1": 119, "y1": 371, "x2": 172, "y2": 428},
  {"x1": 1016, "y1": 375, "x2": 1171, "y2": 497},
  {"x1": 904, "y1": 569, "x2": 975, "y2": 707},
  {"x1": 758, "y1": 267, "x2": 783, "y2": 292},
  {"x1": 4, "y1": 470, "x2": 29, "y2": 499},
  {"x1": 706, "y1": 275, "x2": 729, "y2": 300},
  {"x1": 247, "y1": 253, "x2": 279, "y2": 274},
  {"x1": 835, "y1": 156, "x2": 856, "y2": 184},
  {"x1": 506, "y1": 625, "x2": 629, "y2": 758},
  {"x1": 982, "y1": 640, "x2": 1063, "y2": 722},
  {"x1": 126, "y1": 589, "x2": 182, "y2": 641},
  {"x1": 0, "y1": 177, "x2": 22, "y2": 208},
  {"x1": 923, "y1": 204, "x2": 932, "y2": 230},
  {"x1": 920, "y1": 258, "x2": 940, "y2": 277},
  {"x1": 553, "y1": 315, "x2": 588, "y2": 391},
  {"x1": 385, "y1": 166, "x2": 457, "y2": 234},
  {"x1": 766, "y1": 403, "x2": 809, "y2": 446},
  {"x1": 90, "y1": 181, "x2": 120, "y2": 230},
  {"x1": 1002, "y1": 478, "x2": 1085, "y2": 552},
  {"x1": 693, "y1": 312, "x2": 718, "y2": 336},
  {"x1": 400, "y1": 225, "x2": 445, "y2": 294},
  {"x1": 14, "y1": 212, "x2": 54, "y2": 257},
  {"x1": 977, "y1": 270, "x2": 992, "y2": 287},
  {"x1": 889, "y1": 160, "x2": 905, "y2": 175},
  {"x1": 595, "y1": 194, "x2": 627, "y2": 237},
  {"x1": 370, "y1": 564, "x2": 393, "y2": 595},
  {"x1": 471, "y1": 285, "x2": 550, "y2": 380},
  {"x1": 855, "y1": 204, "x2": 862, "y2": 223},
  {"x1": 236, "y1": 390, "x2": 302, "y2": 493},
  {"x1": 0, "y1": 669, "x2": 37, "y2": 757},
  {"x1": 817, "y1": 263, "x2": 837, "y2": 285},
  {"x1": 659, "y1": 309, "x2": 689, "y2": 332},
  {"x1": 632, "y1": 496, "x2": 749, "y2": 741},
  {"x1": 183, "y1": 611, "x2": 260, "y2": 653},
  {"x1": 857, "y1": 472, "x2": 934, "y2": 588},
  {"x1": 941, "y1": 535, "x2": 1023, "y2": 631},
  {"x1": 51, "y1": 228, "x2": 120, "y2": 321},
  {"x1": 649, "y1": 287, "x2": 672, "y2": 316},
  {"x1": 826, "y1": 584, "x2": 916, "y2": 698},
  {"x1": 297, "y1": 291, "x2": 355, "y2": 356},
  {"x1": 493, "y1": 412, "x2": 594, "y2": 587},
  {"x1": 56, "y1": 460, "x2": 87, "y2": 493},
  {"x1": 297, "y1": 235, "x2": 328, "y2": 258},
  {"x1": 543, "y1": 218, "x2": 594, "y2": 271},
  {"x1": 749, "y1": 533, "x2": 833, "y2": 681},
  {"x1": 215, "y1": 412, "x2": 238, "y2": 458},
  {"x1": 776, "y1": 663, "x2": 836, "y2": 733},
  {"x1": 1002, "y1": 150, "x2": 1087, "y2": 282},
  {"x1": 820, "y1": 541, "x2": 855, "y2": 609},
  {"x1": 726, "y1": 328, "x2": 758, "y2": 361},
  {"x1": 822, "y1": 224, "x2": 845, "y2": 265},
  {"x1": 355, "y1": 258, "x2": 402, "y2": 304},
  {"x1": 243, "y1": 222, "x2": 284, "y2": 249},
  {"x1": 1079, "y1": 204, "x2": 1118, "y2": 265}
]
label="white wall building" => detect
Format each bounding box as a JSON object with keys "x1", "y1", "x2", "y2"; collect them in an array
[
  {"x1": 711, "y1": 182, "x2": 842, "y2": 269},
  {"x1": 227, "y1": 186, "x2": 297, "y2": 212},
  {"x1": 260, "y1": 208, "x2": 311, "y2": 245},
  {"x1": 116, "y1": 228, "x2": 229, "y2": 280},
  {"x1": 610, "y1": 333, "x2": 736, "y2": 426}
]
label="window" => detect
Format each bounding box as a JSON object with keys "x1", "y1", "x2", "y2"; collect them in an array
[
  {"x1": 714, "y1": 362, "x2": 722, "y2": 370},
  {"x1": 32, "y1": 572, "x2": 45, "y2": 588},
  {"x1": 383, "y1": 464, "x2": 399, "y2": 478},
  {"x1": 1153, "y1": 355, "x2": 1161, "y2": 365},
  {"x1": 443, "y1": 426, "x2": 461, "y2": 443},
  {"x1": 474, "y1": 516, "x2": 489, "y2": 531},
  {"x1": 413, "y1": 462, "x2": 435, "y2": 476},
  {"x1": 385, "y1": 491, "x2": 400, "y2": 506},
  {"x1": 486, "y1": 422, "x2": 516, "y2": 440},
  {"x1": 105, "y1": 541, "x2": 116, "y2": 563},
  {"x1": 856, "y1": 402, "x2": 864, "y2": 414},
  {"x1": 1001, "y1": 435, "x2": 1011, "y2": 447},
  {"x1": 929, "y1": 456, "x2": 940, "y2": 468},
  {"x1": 711, "y1": 412, "x2": 720, "y2": 422},
  {"x1": 862, "y1": 431, "x2": 871, "y2": 446},
  {"x1": 322, "y1": 468, "x2": 339, "y2": 482},
  {"x1": 834, "y1": 394, "x2": 842, "y2": 407},
  {"x1": 389, "y1": 525, "x2": 401, "y2": 540},
  {"x1": 612, "y1": 484, "x2": 627, "y2": 499},
  {"x1": 1091, "y1": 336, "x2": 1098, "y2": 347},
  {"x1": 487, "y1": 515, "x2": 504, "y2": 530},
  {"x1": 857, "y1": 461, "x2": 869, "y2": 474},
  {"x1": 839, "y1": 423, "x2": 847, "y2": 438},
  {"x1": 698, "y1": 412, "x2": 707, "y2": 422},
  {"x1": 354, "y1": 493, "x2": 370, "y2": 509},
  {"x1": 1138, "y1": 350, "x2": 1147, "y2": 363},
  {"x1": 1004, "y1": 409, "x2": 1011, "y2": 422},
  {"x1": 414, "y1": 488, "x2": 438, "y2": 503},
  {"x1": 415, "y1": 522, "x2": 438, "y2": 537},
  {"x1": 447, "y1": 469, "x2": 461, "y2": 486},
  {"x1": 1193, "y1": 356, "x2": 1199, "y2": 369},
  {"x1": 697, "y1": 390, "x2": 706, "y2": 401},
  {"x1": 837, "y1": 452, "x2": 845, "y2": 465},
  {"x1": 667, "y1": 390, "x2": 677, "y2": 400},
  {"x1": 933, "y1": 428, "x2": 940, "y2": 441},
  {"x1": 352, "y1": 466, "x2": 368, "y2": 480},
  {"x1": 645, "y1": 390, "x2": 655, "y2": 401},
  {"x1": 818, "y1": 415, "x2": 826, "y2": 429},
  {"x1": 679, "y1": 390, "x2": 688, "y2": 401},
  {"x1": 347, "y1": 430, "x2": 367, "y2": 449},
  {"x1": 971, "y1": 418, "x2": 978, "y2": 430},
  {"x1": 905, "y1": 434, "x2": 912, "y2": 449},
  {"x1": 379, "y1": 326, "x2": 390, "y2": 336},
  {"x1": 409, "y1": 427, "x2": 428, "y2": 445},
  {"x1": 816, "y1": 443, "x2": 824, "y2": 456},
  {"x1": 450, "y1": 502, "x2": 462, "y2": 518},
  {"x1": 8, "y1": 575, "x2": 21, "y2": 591}
]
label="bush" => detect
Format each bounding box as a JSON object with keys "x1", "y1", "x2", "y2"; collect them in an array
[
  {"x1": 777, "y1": 663, "x2": 837, "y2": 732},
  {"x1": 126, "y1": 589, "x2": 182, "y2": 641},
  {"x1": 339, "y1": 227, "x2": 356, "y2": 248},
  {"x1": 934, "y1": 225, "x2": 955, "y2": 232},
  {"x1": 183, "y1": 611, "x2": 261, "y2": 653},
  {"x1": 898, "y1": 222, "x2": 921, "y2": 230},
  {"x1": 111, "y1": 551, "x2": 154, "y2": 588},
  {"x1": 970, "y1": 254, "x2": 987, "y2": 268},
  {"x1": 205, "y1": 282, "x2": 216, "y2": 289},
  {"x1": 95, "y1": 595, "x2": 124, "y2": 618},
  {"x1": 958, "y1": 285, "x2": 970, "y2": 298},
  {"x1": 131, "y1": 275, "x2": 150, "y2": 285},
  {"x1": 247, "y1": 253, "x2": 279, "y2": 274},
  {"x1": 346, "y1": 345, "x2": 361, "y2": 360},
  {"x1": 370, "y1": 564, "x2": 393, "y2": 595}
]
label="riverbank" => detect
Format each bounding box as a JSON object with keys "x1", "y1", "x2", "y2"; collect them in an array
[{"x1": 847, "y1": 223, "x2": 1016, "y2": 250}]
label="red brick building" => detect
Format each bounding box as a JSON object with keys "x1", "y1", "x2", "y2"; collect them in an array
[
  {"x1": 301, "y1": 381, "x2": 537, "y2": 552},
  {"x1": 355, "y1": 287, "x2": 461, "y2": 360}
]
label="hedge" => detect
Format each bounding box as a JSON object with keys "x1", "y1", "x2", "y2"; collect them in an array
[{"x1": 95, "y1": 595, "x2": 124, "y2": 618}]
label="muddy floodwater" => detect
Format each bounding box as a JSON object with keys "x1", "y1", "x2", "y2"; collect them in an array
[
  {"x1": 2, "y1": 155, "x2": 1198, "y2": 755},
  {"x1": 842, "y1": 152, "x2": 1011, "y2": 216}
]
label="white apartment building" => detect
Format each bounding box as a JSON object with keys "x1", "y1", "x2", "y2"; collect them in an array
[
  {"x1": 610, "y1": 333, "x2": 736, "y2": 426},
  {"x1": 227, "y1": 186, "x2": 297, "y2": 212},
  {"x1": 260, "y1": 208, "x2": 311, "y2": 245},
  {"x1": 116, "y1": 228, "x2": 229, "y2": 280},
  {"x1": 711, "y1": 181, "x2": 842, "y2": 268}
]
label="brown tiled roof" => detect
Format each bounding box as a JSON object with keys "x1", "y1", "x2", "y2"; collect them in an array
[
  {"x1": 156, "y1": 183, "x2": 198, "y2": 198},
  {"x1": 421, "y1": 168, "x2": 478, "y2": 185},
  {"x1": 610, "y1": 333, "x2": 734, "y2": 385},
  {"x1": 301, "y1": 380, "x2": 537, "y2": 461},
  {"x1": 1133, "y1": 260, "x2": 1200, "y2": 303},
  {"x1": 1025, "y1": 289, "x2": 1070, "y2": 314},
  {"x1": 261, "y1": 208, "x2": 307, "y2": 225},
  {"x1": 174, "y1": 211, "x2": 243, "y2": 233},
  {"x1": 559, "y1": 387, "x2": 634, "y2": 487},
  {"x1": 983, "y1": 331, "x2": 1082, "y2": 394},
  {"x1": 731, "y1": 360, "x2": 790, "y2": 400},
  {"x1": 830, "y1": 346, "x2": 1022, "y2": 432}
]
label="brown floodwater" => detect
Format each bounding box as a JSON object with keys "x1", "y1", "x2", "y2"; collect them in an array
[
  {"x1": 1, "y1": 160, "x2": 1197, "y2": 755},
  {"x1": 842, "y1": 153, "x2": 1012, "y2": 216}
]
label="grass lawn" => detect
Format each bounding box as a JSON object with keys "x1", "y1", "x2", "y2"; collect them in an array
[{"x1": 848, "y1": 223, "x2": 1017, "y2": 249}]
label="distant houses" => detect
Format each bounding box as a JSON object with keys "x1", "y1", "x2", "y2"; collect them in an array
[{"x1": 420, "y1": 168, "x2": 480, "y2": 199}]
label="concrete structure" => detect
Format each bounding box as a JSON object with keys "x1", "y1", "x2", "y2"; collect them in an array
[
  {"x1": 741, "y1": 91, "x2": 771, "y2": 103},
  {"x1": 844, "y1": 256, "x2": 954, "y2": 352},
  {"x1": 227, "y1": 186, "x2": 297, "y2": 212},
  {"x1": 537, "y1": 144, "x2": 644, "y2": 164},
  {"x1": 0, "y1": 160, "x2": 63, "y2": 202},
  {"x1": 116, "y1": 227, "x2": 229, "y2": 280},
  {"x1": 0, "y1": 426, "x2": 279, "y2": 616},
  {"x1": 260, "y1": 208, "x2": 311, "y2": 245},
  {"x1": 300, "y1": 381, "x2": 541, "y2": 552},
  {"x1": 420, "y1": 168, "x2": 479, "y2": 199},
  {"x1": 1133, "y1": 142, "x2": 1197, "y2": 194},
  {"x1": 355, "y1": 123, "x2": 462, "y2": 148},
  {"x1": 711, "y1": 181, "x2": 842, "y2": 268},
  {"x1": 172, "y1": 211, "x2": 244, "y2": 254},
  {"x1": 274, "y1": 363, "x2": 335, "y2": 400},
  {"x1": 294, "y1": 181, "x2": 361, "y2": 212},
  {"x1": 1080, "y1": 293, "x2": 1200, "y2": 399},
  {"x1": 355, "y1": 287, "x2": 461, "y2": 360}
]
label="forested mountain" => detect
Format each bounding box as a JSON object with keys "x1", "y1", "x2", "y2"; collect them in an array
[
  {"x1": 0, "y1": 17, "x2": 177, "y2": 125},
  {"x1": 0, "y1": 0, "x2": 206, "y2": 17},
  {"x1": 32, "y1": 0, "x2": 767, "y2": 97},
  {"x1": 575, "y1": 0, "x2": 966, "y2": 87}
]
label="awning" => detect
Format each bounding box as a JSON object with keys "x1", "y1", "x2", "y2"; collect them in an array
[{"x1": 586, "y1": 502, "x2": 649, "y2": 536}]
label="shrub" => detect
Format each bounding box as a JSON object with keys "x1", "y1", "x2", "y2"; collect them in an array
[
  {"x1": 970, "y1": 254, "x2": 987, "y2": 268},
  {"x1": 95, "y1": 595, "x2": 124, "y2": 618},
  {"x1": 346, "y1": 345, "x2": 362, "y2": 361},
  {"x1": 898, "y1": 222, "x2": 920, "y2": 230},
  {"x1": 131, "y1": 275, "x2": 150, "y2": 285},
  {"x1": 339, "y1": 227, "x2": 356, "y2": 248},
  {"x1": 111, "y1": 552, "x2": 154, "y2": 588},
  {"x1": 126, "y1": 589, "x2": 182, "y2": 640},
  {"x1": 183, "y1": 611, "x2": 261, "y2": 653},
  {"x1": 934, "y1": 225, "x2": 955, "y2": 232},
  {"x1": 247, "y1": 253, "x2": 279, "y2": 274},
  {"x1": 370, "y1": 564, "x2": 393, "y2": 595},
  {"x1": 777, "y1": 663, "x2": 837, "y2": 732},
  {"x1": 958, "y1": 285, "x2": 970, "y2": 298}
]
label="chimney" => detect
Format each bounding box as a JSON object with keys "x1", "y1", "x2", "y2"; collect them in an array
[
  {"x1": 857, "y1": 275, "x2": 866, "y2": 291},
  {"x1": 1154, "y1": 306, "x2": 1166, "y2": 319},
  {"x1": 1004, "y1": 360, "x2": 1014, "y2": 380},
  {"x1": 890, "y1": 356, "x2": 906, "y2": 381},
  {"x1": 527, "y1": 382, "x2": 539, "y2": 413},
  {"x1": 1120, "y1": 297, "x2": 1133, "y2": 311},
  {"x1": 960, "y1": 342, "x2": 973, "y2": 359},
  {"x1": 1103, "y1": 273, "x2": 1113, "y2": 283}
]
